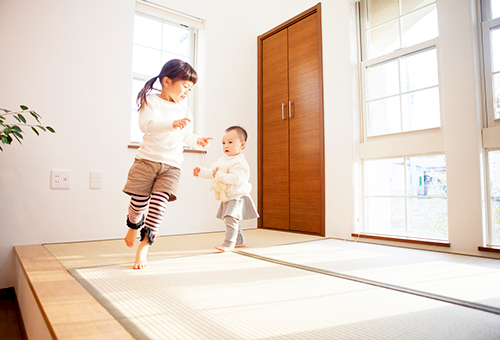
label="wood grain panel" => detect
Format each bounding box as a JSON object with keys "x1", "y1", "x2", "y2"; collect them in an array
[
  {"x1": 288, "y1": 12, "x2": 323, "y2": 234},
  {"x1": 15, "y1": 245, "x2": 134, "y2": 340},
  {"x1": 261, "y1": 29, "x2": 290, "y2": 230},
  {"x1": 258, "y1": 3, "x2": 324, "y2": 236}
]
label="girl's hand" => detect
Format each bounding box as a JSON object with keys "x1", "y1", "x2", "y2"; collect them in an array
[
  {"x1": 197, "y1": 137, "x2": 213, "y2": 147},
  {"x1": 173, "y1": 118, "x2": 191, "y2": 130},
  {"x1": 212, "y1": 167, "x2": 218, "y2": 178},
  {"x1": 193, "y1": 167, "x2": 201, "y2": 177}
]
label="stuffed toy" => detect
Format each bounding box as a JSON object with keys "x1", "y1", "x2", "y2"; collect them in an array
[{"x1": 211, "y1": 164, "x2": 229, "y2": 202}]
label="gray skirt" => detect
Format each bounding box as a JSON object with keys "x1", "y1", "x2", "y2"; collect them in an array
[{"x1": 216, "y1": 195, "x2": 259, "y2": 220}]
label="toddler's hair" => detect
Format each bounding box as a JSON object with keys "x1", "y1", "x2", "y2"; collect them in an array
[
  {"x1": 225, "y1": 126, "x2": 248, "y2": 142},
  {"x1": 137, "y1": 59, "x2": 198, "y2": 111}
]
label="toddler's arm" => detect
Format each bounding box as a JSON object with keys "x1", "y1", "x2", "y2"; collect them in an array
[{"x1": 193, "y1": 166, "x2": 214, "y2": 179}]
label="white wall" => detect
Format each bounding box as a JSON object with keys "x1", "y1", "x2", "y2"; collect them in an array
[{"x1": 0, "y1": 0, "x2": 498, "y2": 289}]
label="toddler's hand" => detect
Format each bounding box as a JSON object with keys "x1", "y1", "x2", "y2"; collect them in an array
[
  {"x1": 197, "y1": 137, "x2": 213, "y2": 148},
  {"x1": 212, "y1": 167, "x2": 218, "y2": 178},
  {"x1": 173, "y1": 118, "x2": 191, "y2": 130},
  {"x1": 193, "y1": 167, "x2": 201, "y2": 177}
]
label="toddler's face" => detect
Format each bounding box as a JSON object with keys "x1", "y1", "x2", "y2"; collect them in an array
[{"x1": 222, "y1": 130, "x2": 246, "y2": 157}]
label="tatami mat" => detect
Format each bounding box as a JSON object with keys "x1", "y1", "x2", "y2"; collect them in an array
[
  {"x1": 43, "y1": 230, "x2": 500, "y2": 339},
  {"x1": 44, "y1": 229, "x2": 322, "y2": 269},
  {"x1": 242, "y1": 239, "x2": 500, "y2": 310},
  {"x1": 71, "y1": 251, "x2": 500, "y2": 340}
]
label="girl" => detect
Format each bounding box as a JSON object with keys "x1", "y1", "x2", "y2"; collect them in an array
[
  {"x1": 193, "y1": 126, "x2": 259, "y2": 252},
  {"x1": 123, "y1": 59, "x2": 212, "y2": 269}
]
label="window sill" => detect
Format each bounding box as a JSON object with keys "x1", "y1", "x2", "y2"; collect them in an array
[
  {"x1": 351, "y1": 233, "x2": 450, "y2": 247},
  {"x1": 478, "y1": 246, "x2": 500, "y2": 253},
  {"x1": 127, "y1": 144, "x2": 207, "y2": 154}
]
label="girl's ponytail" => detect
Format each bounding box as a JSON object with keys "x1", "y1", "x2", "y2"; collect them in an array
[{"x1": 137, "y1": 76, "x2": 159, "y2": 111}]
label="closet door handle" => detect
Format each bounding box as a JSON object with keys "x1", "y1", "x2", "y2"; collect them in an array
[
  {"x1": 282, "y1": 103, "x2": 286, "y2": 120},
  {"x1": 289, "y1": 101, "x2": 294, "y2": 118}
]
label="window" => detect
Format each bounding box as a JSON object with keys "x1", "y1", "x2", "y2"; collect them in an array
[
  {"x1": 487, "y1": 150, "x2": 500, "y2": 245},
  {"x1": 481, "y1": 1, "x2": 500, "y2": 247},
  {"x1": 366, "y1": 48, "x2": 440, "y2": 136},
  {"x1": 363, "y1": 155, "x2": 448, "y2": 240},
  {"x1": 357, "y1": 0, "x2": 447, "y2": 241},
  {"x1": 360, "y1": 0, "x2": 440, "y2": 138},
  {"x1": 481, "y1": 0, "x2": 500, "y2": 124},
  {"x1": 130, "y1": 2, "x2": 204, "y2": 145}
]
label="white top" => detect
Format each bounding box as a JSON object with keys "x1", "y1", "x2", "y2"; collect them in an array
[
  {"x1": 198, "y1": 154, "x2": 252, "y2": 200},
  {"x1": 135, "y1": 95, "x2": 199, "y2": 169}
]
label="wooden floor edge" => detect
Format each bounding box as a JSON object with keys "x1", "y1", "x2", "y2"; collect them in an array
[{"x1": 14, "y1": 244, "x2": 134, "y2": 340}]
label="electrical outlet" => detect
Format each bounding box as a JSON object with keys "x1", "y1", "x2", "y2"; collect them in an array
[{"x1": 50, "y1": 170, "x2": 71, "y2": 189}]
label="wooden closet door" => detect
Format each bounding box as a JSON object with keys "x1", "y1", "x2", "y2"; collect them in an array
[
  {"x1": 288, "y1": 13, "x2": 323, "y2": 234},
  {"x1": 261, "y1": 29, "x2": 290, "y2": 230}
]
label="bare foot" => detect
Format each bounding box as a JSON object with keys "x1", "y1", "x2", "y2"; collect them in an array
[
  {"x1": 235, "y1": 244, "x2": 246, "y2": 248},
  {"x1": 215, "y1": 245, "x2": 232, "y2": 252},
  {"x1": 124, "y1": 228, "x2": 138, "y2": 248},
  {"x1": 133, "y1": 239, "x2": 150, "y2": 269}
]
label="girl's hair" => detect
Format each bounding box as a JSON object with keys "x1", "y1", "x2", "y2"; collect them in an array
[
  {"x1": 137, "y1": 59, "x2": 198, "y2": 111},
  {"x1": 225, "y1": 126, "x2": 248, "y2": 142}
]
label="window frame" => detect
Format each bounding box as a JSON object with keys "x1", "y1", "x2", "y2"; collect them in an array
[
  {"x1": 356, "y1": 0, "x2": 448, "y2": 243},
  {"x1": 480, "y1": 0, "x2": 500, "y2": 248},
  {"x1": 129, "y1": 1, "x2": 205, "y2": 148},
  {"x1": 485, "y1": 148, "x2": 500, "y2": 246},
  {"x1": 362, "y1": 154, "x2": 448, "y2": 241},
  {"x1": 359, "y1": 0, "x2": 442, "y2": 143},
  {"x1": 481, "y1": 0, "x2": 500, "y2": 128}
]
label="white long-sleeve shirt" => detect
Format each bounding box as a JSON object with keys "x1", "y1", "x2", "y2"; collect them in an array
[
  {"x1": 198, "y1": 154, "x2": 252, "y2": 200},
  {"x1": 135, "y1": 95, "x2": 199, "y2": 169}
]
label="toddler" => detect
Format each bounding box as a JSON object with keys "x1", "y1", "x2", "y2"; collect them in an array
[{"x1": 193, "y1": 126, "x2": 259, "y2": 251}]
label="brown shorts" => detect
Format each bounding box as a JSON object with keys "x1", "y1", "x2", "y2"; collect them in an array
[{"x1": 123, "y1": 158, "x2": 181, "y2": 202}]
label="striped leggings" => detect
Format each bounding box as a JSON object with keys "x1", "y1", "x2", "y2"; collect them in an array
[{"x1": 127, "y1": 192, "x2": 169, "y2": 245}]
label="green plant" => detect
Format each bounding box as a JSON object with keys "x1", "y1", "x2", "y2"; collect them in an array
[{"x1": 0, "y1": 105, "x2": 55, "y2": 151}]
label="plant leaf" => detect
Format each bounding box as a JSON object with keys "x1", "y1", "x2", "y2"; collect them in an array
[
  {"x1": 37, "y1": 125, "x2": 46, "y2": 132},
  {"x1": 20, "y1": 105, "x2": 29, "y2": 110},
  {"x1": 17, "y1": 114, "x2": 26, "y2": 124},
  {"x1": 13, "y1": 134, "x2": 22, "y2": 144},
  {"x1": 13, "y1": 131, "x2": 23, "y2": 139},
  {"x1": 46, "y1": 126, "x2": 55, "y2": 133},
  {"x1": 30, "y1": 111, "x2": 41, "y2": 123},
  {"x1": 11, "y1": 125, "x2": 22, "y2": 132},
  {"x1": 14, "y1": 116, "x2": 21, "y2": 123},
  {"x1": 31, "y1": 126, "x2": 39, "y2": 136}
]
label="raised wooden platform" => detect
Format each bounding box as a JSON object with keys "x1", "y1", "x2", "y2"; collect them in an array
[{"x1": 14, "y1": 244, "x2": 134, "y2": 340}]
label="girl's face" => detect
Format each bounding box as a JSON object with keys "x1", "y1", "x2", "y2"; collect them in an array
[
  {"x1": 161, "y1": 78, "x2": 194, "y2": 104},
  {"x1": 222, "y1": 130, "x2": 246, "y2": 157}
]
